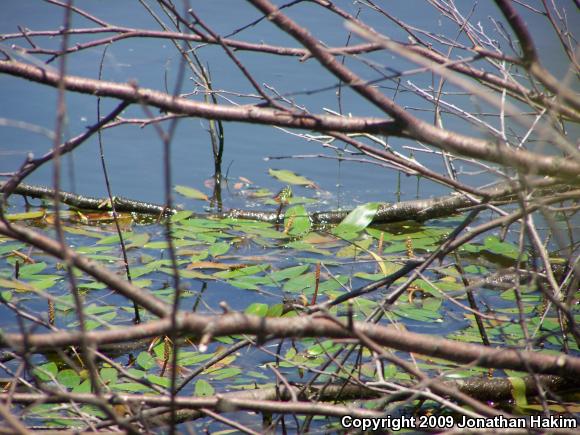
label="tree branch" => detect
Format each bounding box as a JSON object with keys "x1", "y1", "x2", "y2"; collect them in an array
[
  {"x1": 1, "y1": 59, "x2": 578, "y2": 179},
  {"x1": 2, "y1": 311, "x2": 579, "y2": 377}
]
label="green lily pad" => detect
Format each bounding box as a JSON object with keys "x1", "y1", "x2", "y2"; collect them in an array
[
  {"x1": 268, "y1": 169, "x2": 314, "y2": 186},
  {"x1": 175, "y1": 185, "x2": 209, "y2": 201},
  {"x1": 284, "y1": 205, "x2": 311, "y2": 236},
  {"x1": 195, "y1": 379, "x2": 214, "y2": 396},
  {"x1": 333, "y1": 202, "x2": 379, "y2": 235}
]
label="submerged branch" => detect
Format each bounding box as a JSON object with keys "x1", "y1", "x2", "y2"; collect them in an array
[
  {"x1": 2, "y1": 375, "x2": 578, "y2": 428},
  {"x1": 3, "y1": 182, "x2": 170, "y2": 216},
  {"x1": 5, "y1": 179, "x2": 575, "y2": 225}
]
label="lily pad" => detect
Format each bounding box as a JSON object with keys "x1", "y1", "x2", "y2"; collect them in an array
[
  {"x1": 195, "y1": 379, "x2": 214, "y2": 396},
  {"x1": 175, "y1": 185, "x2": 209, "y2": 201},
  {"x1": 269, "y1": 169, "x2": 314, "y2": 186},
  {"x1": 333, "y1": 202, "x2": 379, "y2": 235},
  {"x1": 284, "y1": 205, "x2": 311, "y2": 236}
]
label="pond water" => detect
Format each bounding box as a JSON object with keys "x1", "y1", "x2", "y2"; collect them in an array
[
  {"x1": 0, "y1": 1, "x2": 577, "y2": 433},
  {"x1": 1, "y1": 1, "x2": 573, "y2": 208}
]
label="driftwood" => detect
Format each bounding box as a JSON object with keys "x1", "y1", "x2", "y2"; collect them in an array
[
  {"x1": 4, "y1": 179, "x2": 573, "y2": 225},
  {"x1": 3, "y1": 182, "x2": 169, "y2": 216},
  {"x1": 2, "y1": 375, "x2": 578, "y2": 429}
]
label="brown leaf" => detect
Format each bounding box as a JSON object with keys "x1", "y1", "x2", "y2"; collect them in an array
[{"x1": 187, "y1": 261, "x2": 243, "y2": 270}]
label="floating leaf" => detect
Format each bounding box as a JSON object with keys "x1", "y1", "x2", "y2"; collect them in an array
[
  {"x1": 268, "y1": 265, "x2": 310, "y2": 282},
  {"x1": 96, "y1": 231, "x2": 134, "y2": 245},
  {"x1": 267, "y1": 304, "x2": 284, "y2": 317},
  {"x1": 460, "y1": 243, "x2": 481, "y2": 253},
  {"x1": 189, "y1": 250, "x2": 209, "y2": 262},
  {"x1": 247, "y1": 370, "x2": 269, "y2": 380},
  {"x1": 18, "y1": 262, "x2": 47, "y2": 277},
  {"x1": 179, "y1": 353, "x2": 214, "y2": 366},
  {"x1": 76, "y1": 245, "x2": 113, "y2": 255},
  {"x1": 56, "y1": 369, "x2": 81, "y2": 389},
  {"x1": 34, "y1": 362, "x2": 58, "y2": 382},
  {"x1": 124, "y1": 369, "x2": 144, "y2": 380},
  {"x1": 133, "y1": 279, "x2": 153, "y2": 288},
  {"x1": 175, "y1": 185, "x2": 209, "y2": 201},
  {"x1": 214, "y1": 264, "x2": 268, "y2": 279},
  {"x1": 463, "y1": 265, "x2": 489, "y2": 274},
  {"x1": 318, "y1": 275, "x2": 348, "y2": 294},
  {"x1": 171, "y1": 210, "x2": 194, "y2": 223},
  {"x1": 85, "y1": 312, "x2": 116, "y2": 330},
  {"x1": 72, "y1": 379, "x2": 92, "y2": 394},
  {"x1": 27, "y1": 277, "x2": 59, "y2": 290},
  {"x1": 333, "y1": 202, "x2": 379, "y2": 235},
  {"x1": 365, "y1": 251, "x2": 385, "y2": 275},
  {"x1": 509, "y1": 377, "x2": 528, "y2": 408},
  {"x1": 215, "y1": 336, "x2": 235, "y2": 345},
  {"x1": 84, "y1": 305, "x2": 116, "y2": 315},
  {"x1": 0, "y1": 278, "x2": 37, "y2": 292},
  {"x1": 307, "y1": 340, "x2": 340, "y2": 356},
  {"x1": 100, "y1": 368, "x2": 118, "y2": 385},
  {"x1": 390, "y1": 227, "x2": 448, "y2": 240},
  {"x1": 366, "y1": 228, "x2": 396, "y2": 241},
  {"x1": 395, "y1": 305, "x2": 442, "y2": 323},
  {"x1": 247, "y1": 188, "x2": 273, "y2": 198},
  {"x1": 285, "y1": 241, "x2": 332, "y2": 255},
  {"x1": 284, "y1": 205, "x2": 311, "y2": 236},
  {"x1": 209, "y1": 242, "x2": 230, "y2": 257},
  {"x1": 211, "y1": 367, "x2": 241, "y2": 380},
  {"x1": 268, "y1": 169, "x2": 314, "y2": 186},
  {"x1": 336, "y1": 238, "x2": 372, "y2": 258},
  {"x1": 180, "y1": 268, "x2": 216, "y2": 279},
  {"x1": 245, "y1": 303, "x2": 269, "y2": 317},
  {"x1": 483, "y1": 236, "x2": 526, "y2": 260},
  {"x1": 126, "y1": 233, "x2": 150, "y2": 249},
  {"x1": 6, "y1": 210, "x2": 45, "y2": 221},
  {"x1": 228, "y1": 278, "x2": 261, "y2": 290},
  {"x1": 201, "y1": 355, "x2": 235, "y2": 374},
  {"x1": 144, "y1": 239, "x2": 200, "y2": 249},
  {"x1": 283, "y1": 273, "x2": 346, "y2": 295},
  {"x1": 195, "y1": 379, "x2": 214, "y2": 397},
  {"x1": 0, "y1": 243, "x2": 24, "y2": 255},
  {"x1": 137, "y1": 351, "x2": 157, "y2": 370},
  {"x1": 422, "y1": 298, "x2": 442, "y2": 312},
  {"x1": 353, "y1": 272, "x2": 386, "y2": 281},
  {"x1": 404, "y1": 237, "x2": 439, "y2": 252},
  {"x1": 382, "y1": 242, "x2": 407, "y2": 254},
  {"x1": 195, "y1": 233, "x2": 217, "y2": 243},
  {"x1": 147, "y1": 375, "x2": 170, "y2": 388},
  {"x1": 111, "y1": 382, "x2": 154, "y2": 393},
  {"x1": 301, "y1": 233, "x2": 338, "y2": 246},
  {"x1": 283, "y1": 272, "x2": 315, "y2": 293},
  {"x1": 226, "y1": 219, "x2": 272, "y2": 228},
  {"x1": 188, "y1": 261, "x2": 234, "y2": 271},
  {"x1": 181, "y1": 218, "x2": 230, "y2": 229}
]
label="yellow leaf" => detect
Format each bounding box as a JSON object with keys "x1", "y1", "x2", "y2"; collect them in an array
[
  {"x1": 6, "y1": 210, "x2": 45, "y2": 221},
  {"x1": 188, "y1": 261, "x2": 244, "y2": 270},
  {"x1": 0, "y1": 278, "x2": 38, "y2": 292}
]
